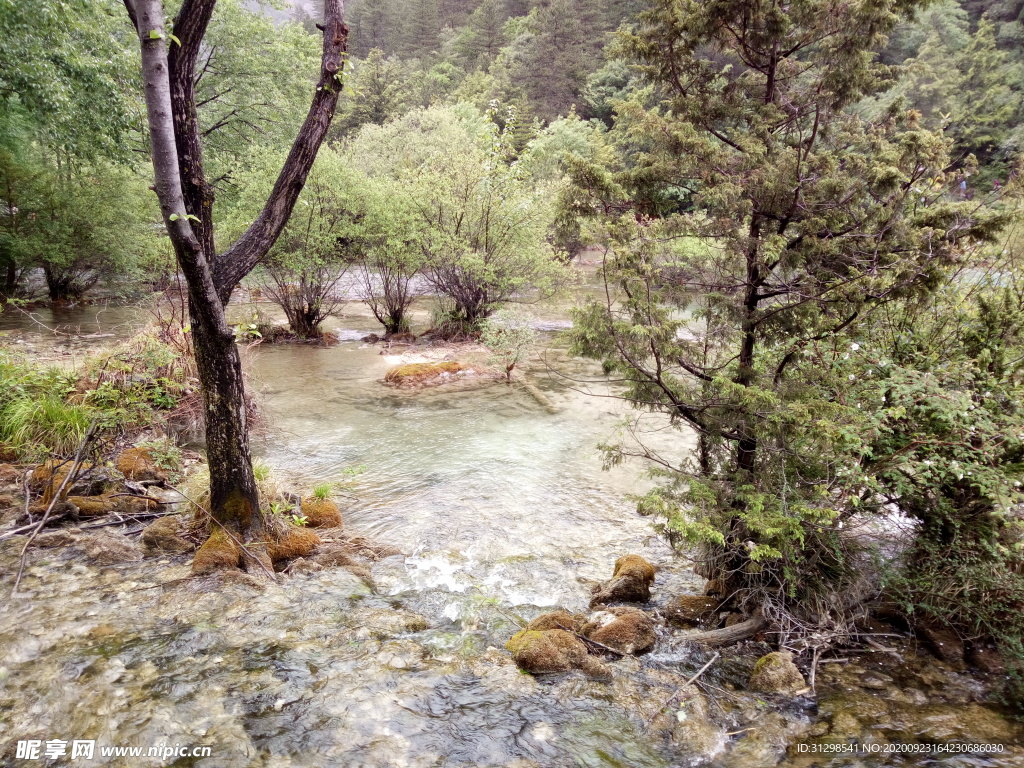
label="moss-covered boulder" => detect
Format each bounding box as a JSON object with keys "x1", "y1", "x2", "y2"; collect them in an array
[
  {"x1": 505, "y1": 629, "x2": 611, "y2": 679},
  {"x1": 748, "y1": 651, "x2": 806, "y2": 694},
  {"x1": 526, "y1": 610, "x2": 583, "y2": 632},
  {"x1": 141, "y1": 516, "x2": 194, "y2": 553},
  {"x1": 192, "y1": 527, "x2": 241, "y2": 574},
  {"x1": 301, "y1": 497, "x2": 343, "y2": 528},
  {"x1": 384, "y1": 361, "x2": 468, "y2": 386},
  {"x1": 267, "y1": 525, "x2": 321, "y2": 564},
  {"x1": 590, "y1": 554, "x2": 656, "y2": 607},
  {"x1": 665, "y1": 594, "x2": 719, "y2": 627},
  {"x1": 582, "y1": 607, "x2": 658, "y2": 654},
  {"x1": 115, "y1": 447, "x2": 166, "y2": 483}
]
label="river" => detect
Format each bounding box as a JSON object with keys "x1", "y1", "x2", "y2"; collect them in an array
[{"x1": 0, "y1": 295, "x2": 1020, "y2": 767}]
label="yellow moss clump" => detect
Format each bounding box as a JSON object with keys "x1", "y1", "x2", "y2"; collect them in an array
[
  {"x1": 526, "y1": 610, "x2": 583, "y2": 633},
  {"x1": 192, "y1": 527, "x2": 241, "y2": 574},
  {"x1": 32, "y1": 459, "x2": 95, "y2": 503},
  {"x1": 384, "y1": 361, "x2": 467, "y2": 385},
  {"x1": 115, "y1": 447, "x2": 165, "y2": 482},
  {"x1": 300, "y1": 497, "x2": 343, "y2": 528},
  {"x1": 66, "y1": 495, "x2": 116, "y2": 517},
  {"x1": 267, "y1": 525, "x2": 321, "y2": 563},
  {"x1": 505, "y1": 628, "x2": 610, "y2": 679},
  {"x1": 613, "y1": 554, "x2": 656, "y2": 584}
]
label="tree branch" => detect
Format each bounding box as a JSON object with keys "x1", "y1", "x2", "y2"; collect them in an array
[{"x1": 213, "y1": 0, "x2": 348, "y2": 303}]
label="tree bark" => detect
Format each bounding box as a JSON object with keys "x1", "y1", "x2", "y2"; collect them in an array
[{"x1": 126, "y1": 0, "x2": 347, "y2": 573}]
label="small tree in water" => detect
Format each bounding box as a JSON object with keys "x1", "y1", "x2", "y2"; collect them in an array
[{"x1": 481, "y1": 308, "x2": 537, "y2": 381}]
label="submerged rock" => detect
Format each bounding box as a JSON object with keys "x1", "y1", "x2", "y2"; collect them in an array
[
  {"x1": 29, "y1": 529, "x2": 143, "y2": 565},
  {"x1": 665, "y1": 594, "x2": 719, "y2": 627},
  {"x1": 300, "y1": 497, "x2": 343, "y2": 528},
  {"x1": 748, "y1": 651, "x2": 806, "y2": 694},
  {"x1": 384, "y1": 361, "x2": 469, "y2": 386},
  {"x1": 590, "y1": 554, "x2": 656, "y2": 607},
  {"x1": 505, "y1": 629, "x2": 611, "y2": 679},
  {"x1": 141, "y1": 516, "x2": 194, "y2": 553},
  {"x1": 581, "y1": 607, "x2": 658, "y2": 655},
  {"x1": 916, "y1": 623, "x2": 965, "y2": 665}
]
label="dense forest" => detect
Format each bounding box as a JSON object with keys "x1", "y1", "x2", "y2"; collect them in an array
[{"x1": 2, "y1": 0, "x2": 1024, "y2": 762}]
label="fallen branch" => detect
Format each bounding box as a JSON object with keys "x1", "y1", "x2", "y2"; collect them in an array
[
  {"x1": 11, "y1": 421, "x2": 98, "y2": 596},
  {"x1": 0, "y1": 512, "x2": 73, "y2": 540},
  {"x1": 78, "y1": 511, "x2": 176, "y2": 530},
  {"x1": 677, "y1": 609, "x2": 767, "y2": 647}
]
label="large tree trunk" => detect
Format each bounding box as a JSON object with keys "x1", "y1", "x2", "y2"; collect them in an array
[{"x1": 126, "y1": 0, "x2": 347, "y2": 574}]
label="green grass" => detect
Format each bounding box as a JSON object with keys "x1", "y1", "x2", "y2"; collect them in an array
[
  {"x1": 0, "y1": 336, "x2": 190, "y2": 461},
  {"x1": 312, "y1": 482, "x2": 332, "y2": 501},
  {"x1": 0, "y1": 394, "x2": 95, "y2": 458}
]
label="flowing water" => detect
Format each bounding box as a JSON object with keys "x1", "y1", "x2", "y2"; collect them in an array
[{"x1": 0, "y1": 298, "x2": 1021, "y2": 768}]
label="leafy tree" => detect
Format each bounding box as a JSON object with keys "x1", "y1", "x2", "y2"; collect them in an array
[
  {"x1": 332, "y1": 50, "x2": 413, "y2": 136},
  {"x1": 125, "y1": 0, "x2": 347, "y2": 574},
  {"x1": 230, "y1": 149, "x2": 355, "y2": 338},
  {"x1": 0, "y1": 0, "x2": 139, "y2": 158},
  {"x1": 341, "y1": 174, "x2": 426, "y2": 336},
  {"x1": 193, "y1": 0, "x2": 321, "y2": 190},
  {"x1": 0, "y1": 111, "x2": 160, "y2": 300},
  {"x1": 350, "y1": 105, "x2": 566, "y2": 329},
  {"x1": 481, "y1": 307, "x2": 536, "y2": 379},
  {"x1": 569, "y1": 0, "x2": 1006, "y2": 640}
]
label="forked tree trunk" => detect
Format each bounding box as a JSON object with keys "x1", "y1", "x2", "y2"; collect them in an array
[{"x1": 125, "y1": 0, "x2": 347, "y2": 574}]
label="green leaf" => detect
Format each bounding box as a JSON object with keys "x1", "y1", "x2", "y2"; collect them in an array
[
  {"x1": 168, "y1": 213, "x2": 180, "y2": 221},
  {"x1": 149, "y1": 29, "x2": 163, "y2": 39},
  {"x1": 167, "y1": 33, "x2": 181, "y2": 46}
]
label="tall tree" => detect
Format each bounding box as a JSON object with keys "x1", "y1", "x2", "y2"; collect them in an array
[
  {"x1": 123, "y1": 0, "x2": 347, "y2": 574},
  {"x1": 570, "y1": 0, "x2": 1005, "y2": 637}
]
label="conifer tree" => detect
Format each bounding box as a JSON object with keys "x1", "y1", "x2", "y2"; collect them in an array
[{"x1": 570, "y1": 0, "x2": 1007, "y2": 635}]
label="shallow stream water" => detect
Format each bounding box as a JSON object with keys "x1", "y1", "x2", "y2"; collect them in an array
[{"x1": 0, "y1": 298, "x2": 1021, "y2": 767}]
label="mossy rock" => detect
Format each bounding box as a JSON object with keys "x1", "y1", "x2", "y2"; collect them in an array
[
  {"x1": 665, "y1": 594, "x2": 719, "y2": 627},
  {"x1": 384, "y1": 361, "x2": 468, "y2": 386},
  {"x1": 68, "y1": 493, "x2": 162, "y2": 517},
  {"x1": 749, "y1": 651, "x2": 806, "y2": 694},
  {"x1": 301, "y1": 497, "x2": 343, "y2": 528},
  {"x1": 267, "y1": 524, "x2": 321, "y2": 564},
  {"x1": 581, "y1": 607, "x2": 658, "y2": 654},
  {"x1": 192, "y1": 527, "x2": 241, "y2": 574},
  {"x1": 114, "y1": 447, "x2": 166, "y2": 482},
  {"x1": 527, "y1": 610, "x2": 584, "y2": 632},
  {"x1": 31, "y1": 459, "x2": 97, "y2": 501},
  {"x1": 505, "y1": 628, "x2": 610, "y2": 679},
  {"x1": 590, "y1": 554, "x2": 656, "y2": 607}
]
